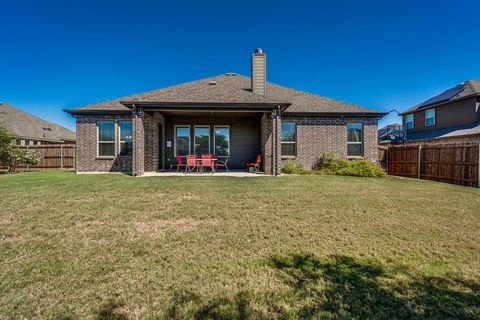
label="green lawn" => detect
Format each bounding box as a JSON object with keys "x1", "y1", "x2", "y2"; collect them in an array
[{"x1": 0, "y1": 171, "x2": 479, "y2": 319}]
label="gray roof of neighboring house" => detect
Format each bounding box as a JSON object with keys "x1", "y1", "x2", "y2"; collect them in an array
[
  {"x1": 401, "y1": 80, "x2": 480, "y2": 115},
  {"x1": 0, "y1": 102, "x2": 76, "y2": 142},
  {"x1": 406, "y1": 121, "x2": 480, "y2": 141},
  {"x1": 65, "y1": 74, "x2": 384, "y2": 115}
]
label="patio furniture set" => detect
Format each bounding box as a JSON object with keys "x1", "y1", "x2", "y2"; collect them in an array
[{"x1": 170, "y1": 154, "x2": 262, "y2": 174}]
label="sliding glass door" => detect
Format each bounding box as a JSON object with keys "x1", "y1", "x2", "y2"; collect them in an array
[
  {"x1": 214, "y1": 126, "x2": 230, "y2": 156},
  {"x1": 194, "y1": 126, "x2": 210, "y2": 154},
  {"x1": 175, "y1": 126, "x2": 190, "y2": 156}
]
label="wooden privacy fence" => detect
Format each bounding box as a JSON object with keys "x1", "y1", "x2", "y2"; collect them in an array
[
  {"x1": 385, "y1": 143, "x2": 480, "y2": 187},
  {"x1": 13, "y1": 144, "x2": 75, "y2": 170}
]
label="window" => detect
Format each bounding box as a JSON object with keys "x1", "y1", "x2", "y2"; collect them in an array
[
  {"x1": 119, "y1": 121, "x2": 132, "y2": 156},
  {"x1": 97, "y1": 121, "x2": 115, "y2": 157},
  {"x1": 214, "y1": 126, "x2": 230, "y2": 156},
  {"x1": 405, "y1": 114, "x2": 414, "y2": 129},
  {"x1": 194, "y1": 126, "x2": 210, "y2": 154},
  {"x1": 175, "y1": 126, "x2": 190, "y2": 156},
  {"x1": 347, "y1": 123, "x2": 363, "y2": 157},
  {"x1": 281, "y1": 121, "x2": 296, "y2": 156},
  {"x1": 425, "y1": 108, "x2": 435, "y2": 126}
]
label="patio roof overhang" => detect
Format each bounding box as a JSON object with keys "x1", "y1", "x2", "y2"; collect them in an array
[{"x1": 120, "y1": 101, "x2": 291, "y2": 113}]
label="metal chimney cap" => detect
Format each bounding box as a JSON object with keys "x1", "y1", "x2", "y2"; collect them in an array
[{"x1": 254, "y1": 48, "x2": 263, "y2": 54}]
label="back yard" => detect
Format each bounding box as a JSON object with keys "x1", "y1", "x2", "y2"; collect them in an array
[{"x1": 0, "y1": 171, "x2": 479, "y2": 319}]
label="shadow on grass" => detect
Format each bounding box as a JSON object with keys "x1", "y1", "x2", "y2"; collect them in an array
[{"x1": 167, "y1": 254, "x2": 480, "y2": 319}]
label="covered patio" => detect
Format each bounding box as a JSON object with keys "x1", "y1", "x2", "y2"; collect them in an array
[{"x1": 128, "y1": 103, "x2": 285, "y2": 176}]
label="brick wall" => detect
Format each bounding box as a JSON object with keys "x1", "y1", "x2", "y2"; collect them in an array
[
  {"x1": 282, "y1": 116, "x2": 379, "y2": 170},
  {"x1": 76, "y1": 114, "x2": 133, "y2": 172}
]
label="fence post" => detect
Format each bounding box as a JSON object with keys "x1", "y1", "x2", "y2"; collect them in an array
[
  {"x1": 417, "y1": 145, "x2": 422, "y2": 179},
  {"x1": 477, "y1": 143, "x2": 480, "y2": 188},
  {"x1": 26, "y1": 145, "x2": 29, "y2": 171},
  {"x1": 386, "y1": 147, "x2": 389, "y2": 174},
  {"x1": 60, "y1": 145, "x2": 63, "y2": 169}
]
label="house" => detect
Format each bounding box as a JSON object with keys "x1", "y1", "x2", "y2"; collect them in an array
[
  {"x1": 378, "y1": 123, "x2": 405, "y2": 144},
  {"x1": 0, "y1": 102, "x2": 75, "y2": 145},
  {"x1": 65, "y1": 49, "x2": 385, "y2": 175},
  {"x1": 400, "y1": 80, "x2": 480, "y2": 144}
]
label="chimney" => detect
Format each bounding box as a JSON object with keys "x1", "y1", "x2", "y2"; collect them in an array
[{"x1": 251, "y1": 48, "x2": 266, "y2": 95}]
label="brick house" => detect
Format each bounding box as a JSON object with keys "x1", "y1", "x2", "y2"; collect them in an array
[{"x1": 65, "y1": 49, "x2": 385, "y2": 176}]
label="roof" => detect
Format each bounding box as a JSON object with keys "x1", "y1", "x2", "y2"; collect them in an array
[
  {"x1": 401, "y1": 80, "x2": 480, "y2": 115},
  {"x1": 406, "y1": 121, "x2": 480, "y2": 141},
  {"x1": 65, "y1": 74, "x2": 383, "y2": 115},
  {"x1": 0, "y1": 102, "x2": 76, "y2": 142}
]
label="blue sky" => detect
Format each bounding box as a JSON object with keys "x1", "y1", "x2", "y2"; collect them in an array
[{"x1": 1, "y1": 0, "x2": 479, "y2": 131}]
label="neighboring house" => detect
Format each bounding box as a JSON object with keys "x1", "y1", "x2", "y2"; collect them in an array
[
  {"x1": 400, "y1": 80, "x2": 480, "y2": 144},
  {"x1": 0, "y1": 102, "x2": 76, "y2": 145},
  {"x1": 378, "y1": 123, "x2": 405, "y2": 144},
  {"x1": 65, "y1": 49, "x2": 386, "y2": 176}
]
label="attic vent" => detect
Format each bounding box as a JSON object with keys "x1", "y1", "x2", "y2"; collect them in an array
[
  {"x1": 209, "y1": 80, "x2": 217, "y2": 85},
  {"x1": 225, "y1": 72, "x2": 237, "y2": 76}
]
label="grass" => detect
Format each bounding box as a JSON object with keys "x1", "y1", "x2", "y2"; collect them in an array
[{"x1": 0, "y1": 171, "x2": 479, "y2": 319}]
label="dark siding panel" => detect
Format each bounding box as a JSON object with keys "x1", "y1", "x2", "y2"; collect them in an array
[{"x1": 407, "y1": 97, "x2": 477, "y2": 132}]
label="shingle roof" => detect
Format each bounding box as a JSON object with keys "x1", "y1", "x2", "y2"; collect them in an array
[
  {"x1": 401, "y1": 80, "x2": 480, "y2": 115},
  {"x1": 406, "y1": 121, "x2": 480, "y2": 141},
  {"x1": 0, "y1": 102, "x2": 76, "y2": 142},
  {"x1": 65, "y1": 74, "x2": 382, "y2": 115}
]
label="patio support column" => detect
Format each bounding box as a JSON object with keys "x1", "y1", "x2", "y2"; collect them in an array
[
  {"x1": 261, "y1": 109, "x2": 282, "y2": 175},
  {"x1": 132, "y1": 106, "x2": 145, "y2": 176},
  {"x1": 273, "y1": 107, "x2": 282, "y2": 175}
]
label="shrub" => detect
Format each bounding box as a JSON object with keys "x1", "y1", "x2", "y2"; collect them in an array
[
  {"x1": 281, "y1": 158, "x2": 305, "y2": 174},
  {"x1": 312, "y1": 153, "x2": 385, "y2": 177},
  {"x1": 313, "y1": 152, "x2": 337, "y2": 170},
  {"x1": 0, "y1": 146, "x2": 41, "y2": 173}
]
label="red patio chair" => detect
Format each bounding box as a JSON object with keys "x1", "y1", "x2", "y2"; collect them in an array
[
  {"x1": 185, "y1": 155, "x2": 198, "y2": 174},
  {"x1": 170, "y1": 154, "x2": 186, "y2": 172},
  {"x1": 200, "y1": 154, "x2": 215, "y2": 174},
  {"x1": 246, "y1": 154, "x2": 261, "y2": 173}
]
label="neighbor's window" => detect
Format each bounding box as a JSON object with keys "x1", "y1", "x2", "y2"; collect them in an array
[
  {"x1": 194, "y1": 126, "x2": 210, "y2": 154},
  {"x1": 175, "y1": 126, "x2": 190, "y2": 156},
  {"x1": 347, "y1": 123, "x2": 363, "y2": 157},
  {"x1": 425, "y1": 108, "x2": 435, "y2": 126},
  {"x1": 214, "y1": 126, "x2": 230, "y2": 156},
  {"x1": 281, "y1": 121, "x2": 296, "y2": 156},
  {"x1": 119, "y1": 121, "x2": 132, "y2": 156},
  {"x1": 97, "y1": 121, "x2": 115, "y2": 157},
  {"x1": 405, "y1": 114, "x2": 414, "y2": 129}
]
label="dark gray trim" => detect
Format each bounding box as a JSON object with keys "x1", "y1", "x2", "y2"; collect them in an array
[
  {"x1": 281, "y1": 112, "x2": 387, "y2": 117},
  {"x1": 64, "y1": 109, "x2": 132, "y2": 115},
  {"x1": 120, "y1": 101, "x2": 290, "y2": 109}
]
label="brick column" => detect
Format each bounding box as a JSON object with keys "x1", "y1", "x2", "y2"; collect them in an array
[
  {"x1": 261, "y1": 110, "x2": 281, "y2": 175},
  {"x1": 132, "y1": 107, "x2": 145, "y2": 176}
]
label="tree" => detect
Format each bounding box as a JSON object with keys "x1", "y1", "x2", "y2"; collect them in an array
[{"x1": 0, "y1": 124, "x2": 40, "y2": 173}]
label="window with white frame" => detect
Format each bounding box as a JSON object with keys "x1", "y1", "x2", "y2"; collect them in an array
[
  {"x1": 405, "y1": 114, "x2": 414, "y2": 129},
  {"x1": 214, "y1": 126, "x2": 229, "y2": 156},
  {"x1": 194, "y1": 126, "x2": 210, "y2": 154},
  {"x1": 425, "y1": 108, "x2": 435, "y2": 126},
  {"x1": 175, "y1": 126, "x2": 190, "y2": 156},
  {"x1": 281, "y1": 121, "x2": 296, "y2": 156},
  {"x1": 97, "y1": 121, "x2": 115, "y2": 157},
  {"x1": 119, "y1": 121, "x2": 132, "y2": 156},
  {"x1": 347, "y1": 123, "x2": 363, "y2": 157}
]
